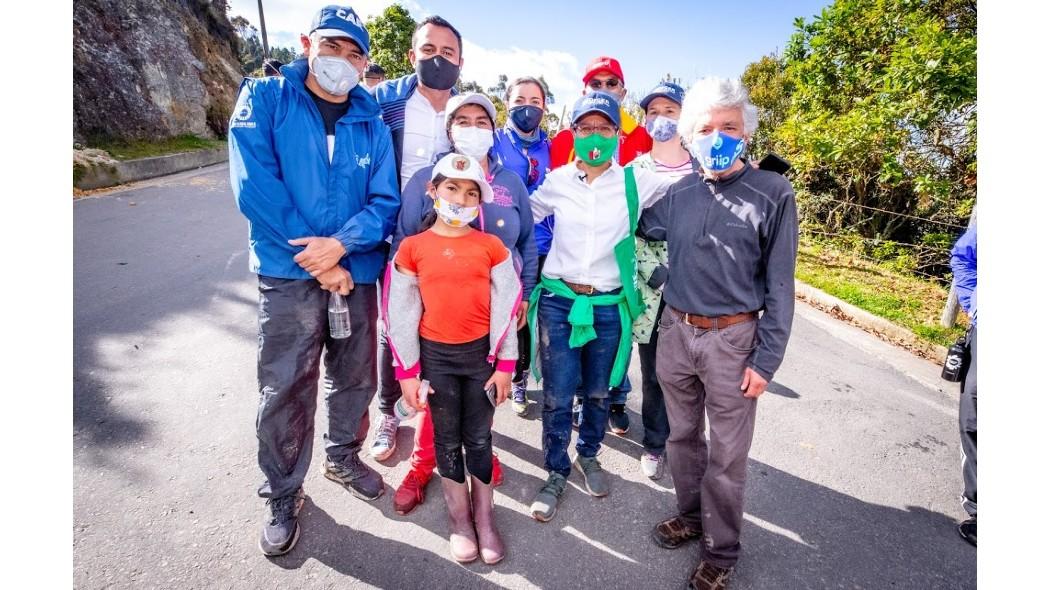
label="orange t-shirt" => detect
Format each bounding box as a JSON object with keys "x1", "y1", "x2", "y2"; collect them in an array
[{"x1": 394, "y1": 229, "x2": 509, "y2": 344}]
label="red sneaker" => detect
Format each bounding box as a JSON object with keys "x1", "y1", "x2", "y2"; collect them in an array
[
  {"x1": 393, "y1": 468, "x2": 431, "y2": 515},
  {"x1": 492, "y1": 453, "x2": 504, "y2": 488}
]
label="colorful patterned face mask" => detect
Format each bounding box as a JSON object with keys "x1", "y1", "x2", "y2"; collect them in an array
[
  {"x1": 645, "y1": 115, "x2": 679, "y2": 143},
  {"x1": 433, "y1": 196, "x2": 479, "y2": 227}
]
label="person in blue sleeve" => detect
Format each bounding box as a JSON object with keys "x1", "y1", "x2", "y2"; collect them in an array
[
  {"x1": 494, "y1": 76, "x2": 552, "y2": 415},
  {"x1": 949, "y1": 224, "x2": 977, "y2": 547},
  {"x1": 227, "y1": 5, "x2": 399, "y2": 557}
]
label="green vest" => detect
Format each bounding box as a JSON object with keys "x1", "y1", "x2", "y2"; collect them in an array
[{"x1": 528, "y1": 167, "x2": 643, "y2": 388}]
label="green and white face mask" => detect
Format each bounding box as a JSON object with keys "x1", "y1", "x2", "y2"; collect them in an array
[{"x1": 574, "y1": 133, "x2": 618, "y2": 166}]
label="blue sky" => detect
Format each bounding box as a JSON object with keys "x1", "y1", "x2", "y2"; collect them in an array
[{"x1": 229, "y1": 0, "x2": 831, "y2": 112}]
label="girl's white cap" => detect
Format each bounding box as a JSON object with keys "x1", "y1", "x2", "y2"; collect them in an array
[{"x1": 431, "y1": 153, "x2": 494, "y2": 203}]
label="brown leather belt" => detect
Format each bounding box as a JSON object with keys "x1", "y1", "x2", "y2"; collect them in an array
[
  {"x1": 562, "y1": 280, "x2": 599, "y2": 295},
  {"x1": 669, "y1": 307, "x2": 758, "y2": 330}
]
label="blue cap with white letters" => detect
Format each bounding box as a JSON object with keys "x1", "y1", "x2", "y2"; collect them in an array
[
  {"x1": 640, "y1": 82, "x2": 686, "y2": 111},
  {"x1": 571, "y1": 91, "x2": 621, "y2": 128},
  {"x1": 310, "y1": 6, "x2": 370, "y2": 56}
]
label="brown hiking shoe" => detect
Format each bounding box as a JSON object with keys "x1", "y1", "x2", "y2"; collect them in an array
[
  {"x1": 651, "y1": 515, "x2": 703, "y2": 549},
  {"x1": 688, "y1": 561, "x2": 733, "y2": 590}
]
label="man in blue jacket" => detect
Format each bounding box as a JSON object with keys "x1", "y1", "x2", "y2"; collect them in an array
[
  {"x1": 228, "y1": 5, "x2": 399, "y2": 557},
  {"x1": 949, "y1": 224, "x2": 977, "y2": 547},
  {"x1": 369, "y1": 15, "x2": 464, "y2": 461}
]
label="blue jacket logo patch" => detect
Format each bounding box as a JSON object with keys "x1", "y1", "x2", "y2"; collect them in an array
[{"x1": 231, "y1": 99, "x2": 256, "y2": 128}]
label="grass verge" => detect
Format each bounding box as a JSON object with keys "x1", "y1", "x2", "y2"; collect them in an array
[
  {"x1": 90, "y1": 134, "x2": 226, "y2": 161},
  {"x1": 796, "y1": 239, "x2": 968, "y2": 348}
]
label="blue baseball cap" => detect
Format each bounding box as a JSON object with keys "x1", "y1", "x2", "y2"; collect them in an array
[
  {"x1": 571, "y1": 91, "x2": 621, "y2": 128},
  {"x1": 310, "y1": 6, "x2": 370, "y2": 56},
  {"x1": 640, "y1": 82, "x2": 686, "y2": 111}
]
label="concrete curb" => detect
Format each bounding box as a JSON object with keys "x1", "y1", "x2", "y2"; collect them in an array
[
  {"x1": 75, "y1": 147, "x2": 228, "y2": 190},
  {"x1": 794, "y1": 279, "x2": 948, "y2": 363}
]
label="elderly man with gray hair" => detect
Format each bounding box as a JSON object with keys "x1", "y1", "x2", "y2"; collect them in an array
[{"x1": 638, "y1": 77, "x2": 798, "y2": 590}]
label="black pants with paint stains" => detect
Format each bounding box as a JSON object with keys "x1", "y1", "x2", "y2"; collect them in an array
[
  {"x1": 421, "y1": 335, "x2": 496, "y2": 484},
  {"x1": 255, "y1": 276, "x2": 377, "y2": 499}
]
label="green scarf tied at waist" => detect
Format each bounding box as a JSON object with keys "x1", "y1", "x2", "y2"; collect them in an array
[{"x1": 527, "y1": 166, "x2": 644, "y2": 389}]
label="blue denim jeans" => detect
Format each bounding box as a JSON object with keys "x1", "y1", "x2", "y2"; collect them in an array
[
  {"x1": 579, "y1": 369, "x2": 625, "y2": 401},
  {"x1": 576, "y1": 355, "x2": 630, "y2": 404},
  {"x1": 610, "y1": 363, "x2": 632, "y2": 404},
  {"x1": 539, "y1": 290, "x2": 623, "y2": 477}
]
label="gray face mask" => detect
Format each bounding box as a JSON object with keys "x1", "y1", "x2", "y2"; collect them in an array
[{"x1": 310, "y1": 55, "x2": 359, "y2": 96}]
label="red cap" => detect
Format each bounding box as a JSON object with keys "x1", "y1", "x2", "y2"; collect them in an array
[{"x1": 582, "y1": 56, "x2": 625, "y2": 85}]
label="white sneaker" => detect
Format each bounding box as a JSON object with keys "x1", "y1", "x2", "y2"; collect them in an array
[
  {"x1": 369, "y1": 413, "x2": 400, "y2": 461},
  {"x1": 510, "y1": 379, "x2": 528, "y2": 416},
  {"x1": 640, "y1": 452, "x2": 664, "y2": 480}
]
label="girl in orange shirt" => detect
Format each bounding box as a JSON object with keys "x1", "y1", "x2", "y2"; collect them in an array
[{"x1": 383, "y1": 153, "x2": 521, "y2": 565}]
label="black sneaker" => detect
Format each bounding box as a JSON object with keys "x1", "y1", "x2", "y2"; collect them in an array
[
  {"x1": 323, "y1": 455, "x2": 384, "y2": 501},
  {"x1": 609, "y1": 404, "x2": 630, "y2": 435},
  {"x1": 259, "y1": 488, "x2": 305, "y2": 557},
  {"x1": 958, "y1": 516, "x2": 976, "y2": 547}
]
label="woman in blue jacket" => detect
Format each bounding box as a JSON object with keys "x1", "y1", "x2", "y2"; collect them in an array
[
  {"x1": 493, "y1": 76, "x2": 552, "y2": 415},
  {"x1": 388, "y1": 92, "x2": 537, "y2": 517}
]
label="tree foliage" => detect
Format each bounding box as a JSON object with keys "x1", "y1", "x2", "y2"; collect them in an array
[
  {"x1": 743, "y1": 0, "x2": 976, "y2": 276},
  {"x1": 741, "y1": 54, "x2": 793, "y2": 159},
  {"x1": 230, "y1": 15, "x2": 298, "y2": 75},
  {"x1": 364, "y1": 4, "x2": 415, "y2": 79}
]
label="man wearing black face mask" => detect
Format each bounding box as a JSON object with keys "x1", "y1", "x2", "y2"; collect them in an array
[
  {"x1": 370, "y1": 15, "x2": 465, "y2": 464},
  {"x1": 373, "y1": 15, "x2": 464, "y2": 188}
]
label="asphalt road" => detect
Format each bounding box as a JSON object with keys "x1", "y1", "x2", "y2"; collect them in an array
[{"x1": 73, "y1": 164, "x2": 976, "y2": 589}]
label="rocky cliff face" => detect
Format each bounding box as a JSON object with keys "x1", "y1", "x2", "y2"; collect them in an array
[{"x1": 73, "y1": 0, "x2": 243, "y2": 143}]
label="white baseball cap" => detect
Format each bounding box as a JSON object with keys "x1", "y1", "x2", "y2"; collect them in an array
[
  {"x1": 444, "y1": 93, "x2": 498, "y2": 129},
  {"x1": 431, "y1": 153, "x2": 494, "y2": 204}
]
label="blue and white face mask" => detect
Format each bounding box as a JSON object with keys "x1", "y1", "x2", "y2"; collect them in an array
[
  {"x1": 689, "y1": 131, "x2": 746, "y2": 172},
  {"x1": 645, "y1": 115, "x2": 679, "y2": 143}
]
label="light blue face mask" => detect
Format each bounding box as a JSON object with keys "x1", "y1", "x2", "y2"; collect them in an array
[
  {"x1": 689, "y1": 131, "x2": 746, "y2": 172},
  {"x1": 645, "y1": 115, "x2": 679, "y2": 143}
]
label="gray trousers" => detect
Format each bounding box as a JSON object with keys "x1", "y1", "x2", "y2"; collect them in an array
[
  {"x1": 255, "y1": 276, "x2": 378, "y2": 499},
  {"x1": 960, "y1": 324, "x2": 977, "y2": 517},
  {"x1": 656, "y1": 308, "x2": 759, "y2": 569}
]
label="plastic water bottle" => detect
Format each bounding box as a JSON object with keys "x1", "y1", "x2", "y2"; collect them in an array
[
  {"x1": 328, "y1": 292, "x2": 351, "y2": 339},
  {"x1": 393, "y1": 379, "x2": 429, "y2": 421},
  {"x1": 393, "y1": 397, "x2": 417, "y2": 421}
]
